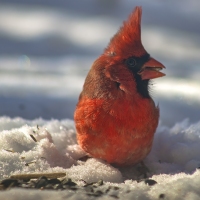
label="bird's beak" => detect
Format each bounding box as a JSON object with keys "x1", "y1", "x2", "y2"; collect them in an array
[{"x1": 138, "y1": 57, "x2": 165, "y2": 80}]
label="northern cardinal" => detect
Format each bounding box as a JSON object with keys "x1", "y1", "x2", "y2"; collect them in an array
[{"x1": 74, "y1": 7, "x2": 165, "y2": 166}]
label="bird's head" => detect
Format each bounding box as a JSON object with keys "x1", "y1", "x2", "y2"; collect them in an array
[{"x1": 104, "y1": 6, "x2": 165, "y2": 81}]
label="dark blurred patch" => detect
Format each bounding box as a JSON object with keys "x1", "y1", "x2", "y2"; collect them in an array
[
  {"x1": 0, "y1": 0, "x2": 120, "y2": 17},
  {"x1": 0, "y1": 95, "x2": 77, "y2": 120}
]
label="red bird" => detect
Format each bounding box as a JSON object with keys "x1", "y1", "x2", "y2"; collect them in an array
[{"x1": 74, "y1": 7, "x2": 165, "y2": 166}]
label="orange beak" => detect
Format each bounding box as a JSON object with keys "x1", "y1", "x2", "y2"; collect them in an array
[{"x1": 138, "y1": 57, "x2": 165, "y2": 80}]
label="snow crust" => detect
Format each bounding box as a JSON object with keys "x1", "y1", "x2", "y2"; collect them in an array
[{"x1": 1, "y1": 117, "x2": 200, "y2": 199}]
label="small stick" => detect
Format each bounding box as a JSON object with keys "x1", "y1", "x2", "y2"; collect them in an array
[
  {"x1": 4, "y1": 149, "x2": 15, "y2": 153},
  {"x1": 10, "y1": 172, "x2": 66, "y2": 180},
  {"x1": 29, "y1": 134, "x2": 37, "y2": 142}
]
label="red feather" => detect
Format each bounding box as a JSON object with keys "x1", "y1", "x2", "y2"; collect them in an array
[{"x1": 74, "y1": 6, "x2": 165, "y2": 166}]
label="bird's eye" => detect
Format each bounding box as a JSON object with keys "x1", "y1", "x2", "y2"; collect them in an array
[{"x1": 125, "y1": 57, "x2": 136, "y2": 67}]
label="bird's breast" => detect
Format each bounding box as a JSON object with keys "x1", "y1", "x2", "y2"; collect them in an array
[{"x1": 74, "y1": 93, "x2": 159, "y2": 165}]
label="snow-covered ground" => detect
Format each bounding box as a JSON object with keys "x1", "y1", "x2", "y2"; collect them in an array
[{"x1": 0, "y1": 0, "x2": 200, "y2": 199}]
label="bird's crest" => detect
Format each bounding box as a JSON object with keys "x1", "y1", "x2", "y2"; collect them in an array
[{"x1": 105, "y1": 6, "x2": 146, "y2": 57}]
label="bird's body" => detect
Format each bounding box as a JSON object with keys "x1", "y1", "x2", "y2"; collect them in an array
[{"x1": 74, "y1": 7, "x2": 165, "y2": 166}]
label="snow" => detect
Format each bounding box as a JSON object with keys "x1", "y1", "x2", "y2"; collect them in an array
[
  {"x1": 1, "y1": 118, "x2": 200, "y2": 199},
  {"x1": 0, "y1": 0, "x2": 200, "y2": 199}
]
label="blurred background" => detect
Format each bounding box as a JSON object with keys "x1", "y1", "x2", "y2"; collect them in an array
[{"x1": 0, "y1": 0, "x2": 199, "y2": 126}]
